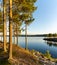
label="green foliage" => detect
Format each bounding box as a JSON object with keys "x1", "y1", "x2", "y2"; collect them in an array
[
  {"x1": 0, "y1": 11, "x2": 3, "y2": 23},
  {"x1": 45, "y1": 50, "x2": 51, "y2": 59},
  {"x1": 53, "y1": 33, "x2": 57, "y2": 37},
  {"x1": 0, "y1": 22, "x2": 3, "y2": 32},
  {"x1": 0, "y1": 0, "x2": 37, "y2": 32},
  {"x1": 0, "y1": 9, "x2": 3, "y2": 33},
  {"x1": 13, "y1": 0, "x2": 37, "y2": 24},
  {"x1": 47, "y1": 33, "x2": 53, "y2": 37},
  {"x1": 31, "y1": 49, "x2": 35, "y2": 54},
  {"x1": 12, "y1": 0, "x2": 37, "y2": 41},
  {"x1": 47, "y1": 33, "x2": 57, "y2": 37}
]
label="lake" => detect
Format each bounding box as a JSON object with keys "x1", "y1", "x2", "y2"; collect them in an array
[
  {"x1": 13, "y1": 37, "x2": 57, "y2": 58},
  {"x1": 1, "y1": 36, "x2": 57, "y2": 58}
]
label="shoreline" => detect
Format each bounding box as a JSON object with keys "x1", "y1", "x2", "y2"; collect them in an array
[{"x1": 0, "y1": 42, "x2": 57, "y2": 65}]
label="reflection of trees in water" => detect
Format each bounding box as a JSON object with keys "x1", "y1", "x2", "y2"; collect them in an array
[
  {"x1": 47, "y1": 41, "x2": 53, "y2": 46},
  {"x1": 46, "y1": 41, "x2": 57, "y2": 47}
]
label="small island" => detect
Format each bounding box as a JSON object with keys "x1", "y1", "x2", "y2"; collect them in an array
[{"x1": 43, "y1": 33, "x2": 57, "y2": 45}]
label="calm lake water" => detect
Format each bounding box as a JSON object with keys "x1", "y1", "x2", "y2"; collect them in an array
[
  {"x1": 14, "y1": 37, "x2": 57, "y2": 58},
  {"x1": 0, "y1": 37, "x2": 57, "y2": 58}
]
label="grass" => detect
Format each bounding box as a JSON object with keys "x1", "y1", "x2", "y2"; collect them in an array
[{"x1": 12, "y1": 44, "x2": 38, "y2": 65}]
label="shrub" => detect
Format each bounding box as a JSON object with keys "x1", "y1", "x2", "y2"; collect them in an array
[{"x1": 45, "y1": 50, "x2": 51, "y2": 59}]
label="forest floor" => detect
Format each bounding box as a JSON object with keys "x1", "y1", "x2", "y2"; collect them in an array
[{"x1": 0, "y1": 41, "x2": 41, "y2": 65}]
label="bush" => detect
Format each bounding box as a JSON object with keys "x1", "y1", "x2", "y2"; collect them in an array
[{"x1": 45, "y1": 50, "x2": 51, "y2": 59}]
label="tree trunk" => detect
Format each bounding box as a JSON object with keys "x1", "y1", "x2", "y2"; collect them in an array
[
  {"x1": 3, "y1": 0, "x2": 7, "y2": 52},
  {"x1": 16, "y1": 33, "x2": 19, "y2": 45},
  {"x1": 9, "y1": 0, "x2": 12, "y2": 60},
  {"x1": 25, "y1": 24, "x2": 28, "y2": 50},
  {"x1": 16, "y1": 24, "x2": 18, "y2": 45},
  {"x1": 9, "y1": 22, "x2": 12, "y2": 59},
  {"x1": 13, "y1": 25, "x2": 15, "y2": 44},
  {"x1": 14, "y1": 36, "x2": 16, "y2": 44},
  {"x1": 16, "y1": 34, "x2": 18, "y2": 45},
  {"x1": 13, "y1": 24, "x2": 16, "y2": 44},
  {"x1": 14, "y1": 32, "x2": 16, "y2": 44}
]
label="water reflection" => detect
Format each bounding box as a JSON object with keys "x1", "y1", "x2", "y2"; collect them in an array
[
  {"x1": 16, "y1": 37, "x2": 57, "y2": 58},
  {"x1": 46, "y1": 41, "x2": 57, "y2": 47}
]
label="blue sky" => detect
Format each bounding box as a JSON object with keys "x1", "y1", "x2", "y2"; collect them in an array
[
  {"x1": 26, "y1": 0, "x2": 57, "y2": 34},
  {"x1": 0, "y1": 0, "x2": 57, "y2": 34}
]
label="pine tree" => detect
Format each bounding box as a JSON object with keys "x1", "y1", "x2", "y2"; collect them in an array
[
  {"x1": 9, "y1": 0, "x2": 13, "y2": 60},
  {"x1": 3, "y1": 0, "x2": 7, "y2": 52}
]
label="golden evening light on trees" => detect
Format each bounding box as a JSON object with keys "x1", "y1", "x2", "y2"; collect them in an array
[
  {"x1": 0, "y1": 0, "x2": 57, "y2": 65},
  {"x1": 0, "y1": 0, "x2": 37, "y2": 61}
]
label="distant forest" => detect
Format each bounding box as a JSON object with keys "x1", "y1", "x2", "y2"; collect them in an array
[{"x1": 0, "y1": 33, "x2": 57, "y2": 37}]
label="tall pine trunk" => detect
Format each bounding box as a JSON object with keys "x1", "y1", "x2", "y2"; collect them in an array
[
  {"x1": 9, "y1": 0, "x2": 12, "y2": 59},
  {"x1": 16, "y1": 24, "x2": 18, "y2": 45},
  {"x1": 16, "y1": 33, "x2": 18, "y2": 45},
  {"x1": 13, "y1": 31, "x2": 15, "y2": 44},
  {"x1": 3, "y1": 0, "x2": 7, "y2": 52},
  {"x1": 25, "y1": 24, "x2": 28, "y2": 50}
]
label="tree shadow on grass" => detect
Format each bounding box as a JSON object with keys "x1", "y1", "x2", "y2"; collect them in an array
[{"x1": 0, "y1": 42, "x2": 9, "y2": 65}]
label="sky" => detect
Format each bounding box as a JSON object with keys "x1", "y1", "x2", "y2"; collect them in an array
[
  {"x1": 25, "y1": 0, "x2": 57, "y2": 34},
  {"x1": 0, "y1": 0, "x2": 57, "y2": 35}
]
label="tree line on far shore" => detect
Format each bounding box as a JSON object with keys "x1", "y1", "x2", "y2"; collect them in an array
[{"x1": 47, "y1": 33, "x2": 57, "y2": 37}]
